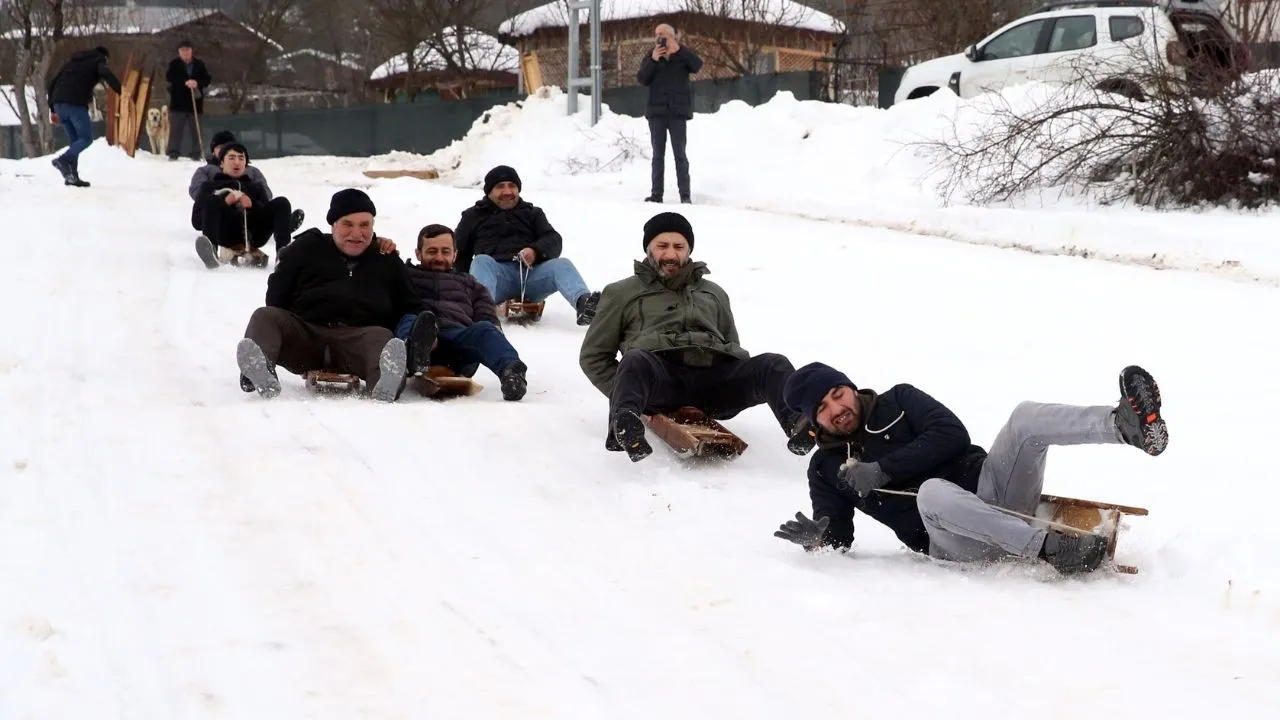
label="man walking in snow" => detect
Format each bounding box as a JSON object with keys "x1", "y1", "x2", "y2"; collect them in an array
[
  {"x1": 773, "y1": 363, "x2": 1169, "y2": 575},
  {"x1": 236, "y1": 188, "x2": 423, "y2": 402},
  {"x1": 395, "y1": 223, "x2": 529, "y2": 401},
  {"x1": 164, "y1": 39, "x2": 211, "y2": 161},
  {"x1": 47, "y1": 46, "x2": 121, "y2": 187},
  {"x1": 579, "y1": 211, "x2": 811, "y2": 461},
  {"x1": 637, "y1": 23, "x2": 702, "y2": 204},
  {"x1": 454, "y1": 165, "x2": 602, "y2": 325}
]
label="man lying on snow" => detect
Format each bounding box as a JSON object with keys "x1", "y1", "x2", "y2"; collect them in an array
[
  {"x1": 773, "y1": 362, "x2": 1168, "y2": 575},
  {"x1": 188, "y1": 130, "x2": 303, "y2": 232},
  {"x1": 395, "y1": 223, "x2": 529, "y2": 401},
  {"x1": 191, "y1": 144, "x2": 297, "y2": 268},
  {"x1": 579, "y1": 211, "x2": 812, "y2": 461},
  {"x1": 453, "y1": 165, "x2": 601, "y2": 325},
  {"x1": 236, "y1": 188, "x2": 424, "y2": 402}
]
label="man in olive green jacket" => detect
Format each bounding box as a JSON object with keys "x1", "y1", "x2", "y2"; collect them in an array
[{"x1": 579, "y1": 212, "x2": 810, "y2": 461}]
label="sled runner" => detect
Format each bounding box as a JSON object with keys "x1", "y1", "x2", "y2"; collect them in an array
[
  {"x1": 410, "y1": 365, "x2": 482, "y2": 399},
  {"x1": 643, "y1": 407, "x2": 748, "y2": 459},
  {"x1": 304, "y1": 370, "x2": 360, "y2": 393},
  {"x1": 1035, "y1": 494, "x2": 1149, "y2": 574},
  {"x1": 499, "y1": 300, "x2": 545, "y2": 325}
]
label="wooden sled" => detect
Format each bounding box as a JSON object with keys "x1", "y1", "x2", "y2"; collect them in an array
[
  {"x1": 410, "y1": 365, "x2": 482, "y2": 399},
  {"x1": 642, "y1": 406, "x2": 748, "y2": 459},
  {"x1": 1035, "y1": 494, "x2": 1149, "y2": 574},
  {"x1": 499, "y1": 300, "x2": 545, "y2": 325},
  {"x1": 362, "y1": 169, "x2": 440, "y2": 181},
  {"x1": 304, "y1": 369, "x2": 360, "y2": 394}
]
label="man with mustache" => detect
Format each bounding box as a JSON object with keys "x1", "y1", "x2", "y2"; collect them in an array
[
  {"x1": 773, "y1": 362, "x2": 1169, "y2": 575},
  {"x1": 395, "y1": 224, "x2": 529, "y2": 401},
  {"x1": 579, "y1": 212, "x2": 812, "y2": 461},
  {"x1": 454, "y1": 165, "x2": 601, "y2": 325},
  {"x1": 236, "y1": 189, "x2": 423, "y2": 402}
]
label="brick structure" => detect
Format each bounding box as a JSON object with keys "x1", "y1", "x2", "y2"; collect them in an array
[{"x1": 498, "y1": 1, "x2": 843, "y2": 91}]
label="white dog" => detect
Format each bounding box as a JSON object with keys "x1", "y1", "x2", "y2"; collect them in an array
[{"x1": 146, "y1": 105, "x2": 169, "y2": 157}]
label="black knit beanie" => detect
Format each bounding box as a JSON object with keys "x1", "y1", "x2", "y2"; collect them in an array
[
  {"x1": 210, "y1": 130, "x2": 236, "y2": 154},
  {"x1": 95, "y1": 46, "x2": 109, "y2": 58},
  {"x1": 327, "y1": 188, "x2": 377, "y2": 225},
  {"x1": 642, "y1": 211, "x2": 695, "y2": 251},
  {"x1": 783, "y1": 362, "x2": 858, "y2": 425},
  {"x1": 484, "y1": 165, "x2": 521, "y2": 194}
]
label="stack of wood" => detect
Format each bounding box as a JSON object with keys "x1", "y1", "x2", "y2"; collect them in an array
[{"x1": 104, "y1": 52, "x2": 153, "y2": 157}]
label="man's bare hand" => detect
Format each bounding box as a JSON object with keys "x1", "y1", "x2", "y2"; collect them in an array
[
  {"x1": 518, "y1": 247, "x2": 536, "y2": 265},
  {"x1": 377, "y1": 237, "x2": 397, "y2": 254},
  {"x1": 184, "y1": 79, "x2": 198, "y2": 89},
  {"x1": 238, "y1": 194, "x2": 253, "y2": 209},
  {"x1": 223, "y1": 191, "x2": 240, "y2": 206},
  {"x1": 651, "y1": 45, "x2": 666, "y2": 61}
]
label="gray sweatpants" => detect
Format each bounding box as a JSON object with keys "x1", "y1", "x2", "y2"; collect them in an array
[{"x1": 916, "y1": 401, "x2": 1123, "y2": 562}]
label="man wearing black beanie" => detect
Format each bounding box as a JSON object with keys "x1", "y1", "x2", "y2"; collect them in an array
[
  {"x1": 235, "y1": 187, "x2": 424, "y2": 403},
  {"x1": 771, "y1": 361, "x2": 1169, "y2": 576},
  {"x1": 454, "y1": 164, "x2": 602, "y2": 325},
  {"x1": 186, "y1": 130, "x2": 303, "y2": 238},
  {"x1": 579, "y1": 211, "x2": 807, "y2": 462}
]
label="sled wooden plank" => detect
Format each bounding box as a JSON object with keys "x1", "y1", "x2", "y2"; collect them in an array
[
  {"x1": 362, "y1": 169, "x2": 439, "y2": 180},
  {"x1": 1036, "y1": 494, "x2": 1147, "y2": 574},
  {"x1": 126, "y1": 71, "x2": 152, "y2": 157},
  {"x1": 521, "y1": 51, "x2": 544, "y2": 93},
  {"x1": 304, "y1": 369, "x2": 360, "y2": 393},
  {"x1": 643, "y1": 406, "x2": 748, "y2": 458},
  {"x1": 411, "y1": 365, "x2": 481, "y2": 399},
  {"x1": 499, "y1": 300, "x2": 545, "y2": 325}
]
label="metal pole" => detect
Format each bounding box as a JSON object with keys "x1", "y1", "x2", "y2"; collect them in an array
[
  {"x1": 567, "y1": 3, "x2": 580, "y2": 116},
  {"x1": 590, "y1": 0, "x2": 601, "y2": 125}
]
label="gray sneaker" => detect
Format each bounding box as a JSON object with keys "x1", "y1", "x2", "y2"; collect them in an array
[{"x1": 370, "y1": 338, "x2": 407, "y2": 402}]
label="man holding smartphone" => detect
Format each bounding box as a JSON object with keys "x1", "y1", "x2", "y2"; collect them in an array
[{"x1": 637, "y1": 23, "x2": 702, "y2": 204}]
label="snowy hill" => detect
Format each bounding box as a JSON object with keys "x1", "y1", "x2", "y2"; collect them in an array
[{"x1": 1, "y1": 90, "x2": 1279, "y2": 717}]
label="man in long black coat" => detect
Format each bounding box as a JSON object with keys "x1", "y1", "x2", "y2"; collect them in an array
[
  {"x1": 774, "y1": 362, "x2": 1169, "y2": 575},
  {"x1": 637, "y1": 23, "x2": 702, "y2": 204},
  {"x1": 165, "y1": 39, "x2": 212, "y2": 161}
]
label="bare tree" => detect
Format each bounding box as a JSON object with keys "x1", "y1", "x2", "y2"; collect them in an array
[
  {"x1": 296, "y1": 0, "x2": 381, "y2": 103},
  {"x1": 677, "y1": 0, "x2": 824, "y2": 77},
  {"x1": 183, "y1": 0, "x2": 299, "y2": 114},
  {"x1": 367, "y1": 0, "x2": 448, "y2": 100},
  {"x1": 1227, "y1": 0, "x2": 1280, "y2": 44},
  {"x1": 3, "y1": 0, "x2": 72, "y2": 157}
]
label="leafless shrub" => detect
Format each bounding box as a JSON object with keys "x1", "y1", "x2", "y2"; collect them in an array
[{"x1": 556, "y1": 127, "x2": 647, "y2": 174}]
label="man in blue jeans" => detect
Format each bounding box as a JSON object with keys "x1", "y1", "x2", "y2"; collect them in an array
[
  {"x1": 453, "y1": 165, "x2": 601, "y2": 325},
  {"x1": 396, "y1": 223, "x2": 529, "y2": 401},
  {"x1": 47, "y1": 46, "x2": 121, "y2": 187}
]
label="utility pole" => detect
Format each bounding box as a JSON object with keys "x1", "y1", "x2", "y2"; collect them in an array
[{"x1": 565, "y1": 0, "x2": 603, "y2": 125}]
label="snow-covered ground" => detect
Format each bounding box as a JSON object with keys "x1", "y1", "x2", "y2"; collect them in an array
[{"x1": 2, "y1": 89, "x2": 1279, "y2": 717}]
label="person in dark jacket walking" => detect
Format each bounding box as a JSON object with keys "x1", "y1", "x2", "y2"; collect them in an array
[
  {"x1": 191, "y1": 144, "x2": 296, "y2": 268},
  {"x1": 774, "y1": 362, "x2": 1170, "y2": 575},
  {"x1": 394, "y1": 224, "x2": 529, "y2": 401},
  {"x1": 47, "y1": 46, "x2": 121, "y2": 187},
  {"x1": 579, "y1": 212, "x2": 808, "y2": 462},
  {"x1": 455, "y1": 165, "x2": 601, "y2": 325},
  {"x1": 637, "y1": 24, "x2": 702, "y2": 204},
  {"x1": 164, "y1": 40, "x2": 211, "y2": 161},
  {"x1": 236, "y1": 189, "x2": 424, "y2": 402}
]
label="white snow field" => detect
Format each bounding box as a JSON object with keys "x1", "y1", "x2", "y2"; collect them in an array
[{"x1": 2, "y1": 86, "x2": 1279, "y2": 718}]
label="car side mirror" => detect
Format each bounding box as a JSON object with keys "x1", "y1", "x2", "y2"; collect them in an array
[{"x1": 965, "y1": 44, "x2": 980, "y2": 61}]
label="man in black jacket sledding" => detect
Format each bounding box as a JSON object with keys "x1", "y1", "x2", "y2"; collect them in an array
[
  {"x1": 773, "y1": 362, "x2": 1169, "y2": 575},
  {"x1": 192, "y1": 144, "x2": 295, "y2": 268},
  {"x1": 236, "y1": 189, "x2": 424, "y2": 402}
]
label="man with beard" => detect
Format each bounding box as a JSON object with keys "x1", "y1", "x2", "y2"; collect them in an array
[
  {"x1": 236, "y1": 188, "x2": 422, "y2": 402},
  {"x1": 579, "y1": 212, "x2": 812, "y2": 461},
  {"x1": 772, "y1": 362, "x2": 1169, "y2": 575},
  {"x1": 395, "y1": 224, "x2": 529, "y2": 401},
  {"x1": 454, "y1": 165, "x2": 601, "y2": 325},
  {"x1": 192, "y1": 143, "x2": 296, "y2": 268}
]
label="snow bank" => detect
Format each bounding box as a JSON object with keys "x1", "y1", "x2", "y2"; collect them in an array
[
  {"x1": 368, "y1": 83, "x2": 1280, "y2": 284},
  {"x1": 500, "y1": 0, "x2": 844, "y2": 37}
]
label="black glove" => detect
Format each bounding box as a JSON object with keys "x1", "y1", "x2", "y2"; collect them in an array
[
  {"x1": 837, "y1": 460, "x2": 889, "y2": 498},
  {"x1": 774, "y1": 511, "x2": 830, "y2": 550}
]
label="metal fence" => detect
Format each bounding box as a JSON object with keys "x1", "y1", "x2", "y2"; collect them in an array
[{"x1": 3, "y1": 71, "x2": 825, "y2": 160}]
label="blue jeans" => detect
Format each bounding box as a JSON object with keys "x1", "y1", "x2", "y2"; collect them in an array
[
  {"x1": 53, "y1": 103, "x2": 93, "y2": 167},
  {"x1": 469, "y1": 255, "x2": 589, "y2": 307},
  {"x1": 395, "y1": 317, "x2": 520, "y2": 378}
]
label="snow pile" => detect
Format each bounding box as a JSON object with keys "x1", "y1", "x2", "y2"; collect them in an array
[
  {"x1": 500, "y1": 0, "x2": 844, "y2": 36},
  {"x1": 374, "y1": 82, "x2": 1280, "y2": 284},
  {"x1": 370, "y1": 27, "x2": 519, "y2": 80}
]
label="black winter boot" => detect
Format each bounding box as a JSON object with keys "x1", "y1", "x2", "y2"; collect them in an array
[
  {"x1": 406, "y1": 311, "x2": 439, "y2": 376},
  {"x1": 611, "y1": 411, "x2": 652, "y2": 462},
  {"x1": 786, "y1": 414, "x2": 816, "y2": 456},
  {"x1": 499, "y1": 360, "x2": 528, "y2": 401},
  {"x1": 1039, "y1": 529, "x2": 1109, "y2": 575},
  {"x1": 575, "y1": 291, "x2": 601, "y2": 326},
  {"x1": 1115, "y1": 365, "x2": 1167, "y2": 456}
]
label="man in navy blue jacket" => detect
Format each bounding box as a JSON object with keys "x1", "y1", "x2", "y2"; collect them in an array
[{"x1": 774, "y1": 362, "x2": 1168, "y2": 575}]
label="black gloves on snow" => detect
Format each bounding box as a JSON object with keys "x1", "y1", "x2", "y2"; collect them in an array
[
  {"x1": 838, "y1": 460, "x2": 889, "y2": 498},
  {"x1": 774, "y1": 512, "x2": 829, "y2": 550}
]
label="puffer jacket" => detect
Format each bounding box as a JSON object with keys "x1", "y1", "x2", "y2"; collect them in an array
[{"x1": 404, "y1": 260, "x2": 500, "y2": 329}]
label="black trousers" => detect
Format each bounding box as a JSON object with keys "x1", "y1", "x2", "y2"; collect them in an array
[
  {"x1": 648, "y1": 115, "x2": 689, "y2": 200},
  {"x1": 610, "y1": 349, "x2": 795, "y2": 431},
  {"x1": 194, "y1": 196, "x2": 293, "y2": 249}
]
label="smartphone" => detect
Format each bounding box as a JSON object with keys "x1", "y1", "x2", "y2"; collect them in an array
[{"x1": 658, "y1": 37, "x2": 668, "y2": 48}]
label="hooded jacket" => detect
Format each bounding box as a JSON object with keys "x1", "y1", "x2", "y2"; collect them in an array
[{"x1": 47, "y1": 48, "x2": 122, "y2": 107}]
